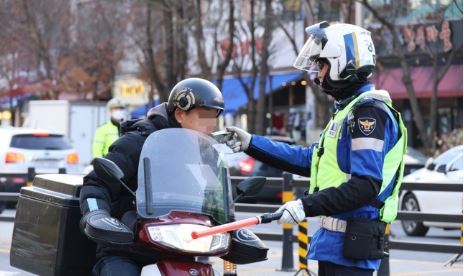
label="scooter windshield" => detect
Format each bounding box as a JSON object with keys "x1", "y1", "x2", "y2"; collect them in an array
[{"x1": 137, "y1": 128, "x2": 231, "y2": 225}]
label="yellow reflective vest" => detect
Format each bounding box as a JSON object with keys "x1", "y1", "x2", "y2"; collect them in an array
[{"x1": 92, "y1": 121, "x2": 119, "y2": 158}]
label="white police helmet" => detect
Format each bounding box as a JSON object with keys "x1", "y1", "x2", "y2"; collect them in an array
[
  {"x1": 294, "y1": 21, "x2": 376, "y2": 84},
  {"x1": 107, "y1": 98, "x2": 127, "y2": 111}
]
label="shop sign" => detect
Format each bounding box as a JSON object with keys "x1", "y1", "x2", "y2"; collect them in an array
[
  {"x1": 401, "y1": 20, "x2": 454, "y2": 53},
  {"x1": 113, "y1": 78, "x2": 149, "y2": 106}
]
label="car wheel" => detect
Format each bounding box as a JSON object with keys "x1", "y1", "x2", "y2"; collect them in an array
[{"x1": 400, "y1": 193, "x2": 429, "y2": 236}]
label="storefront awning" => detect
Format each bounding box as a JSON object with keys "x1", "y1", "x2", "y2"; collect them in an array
[
  {"x1": 221, "y1": 72, "x2": 304, "y2": 113},
  {"x1": 372, "y1": 64, "x2": 463, "y2": 100}
]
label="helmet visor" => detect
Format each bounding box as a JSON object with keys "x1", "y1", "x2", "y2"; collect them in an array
[{"x1": 293, "y1": 25, "x2": 327, "y2": 72}]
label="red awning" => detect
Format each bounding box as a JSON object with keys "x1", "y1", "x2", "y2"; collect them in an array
[{"x1": 372, "y1": 64, "x2": 463, "y2": 99}]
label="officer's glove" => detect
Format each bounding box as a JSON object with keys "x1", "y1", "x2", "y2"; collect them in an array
[
  {"x1": 223, "y1": 126, "x2": 252, "y2": 153},
  {"x1": 80, "y1": 209, "x2": 134, "y2": 245},
  {"x1": 276, "y1": 199, "x2": 306, "y2": 224}
]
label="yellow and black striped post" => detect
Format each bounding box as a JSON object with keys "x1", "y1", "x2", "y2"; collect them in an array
[
  {"x1": 461, "y1": 224, "x2": 464, "y2": 247},
  {"x1": 446, "y1": 220, "x2": 464, "y2": 266},
  {"x1": 223, "y1": 260, "x2": 237, "y2": 275},
  {"x1": 294, "y1": 219, "x2": 312, "y2": 275},
  {"x1": 279, "y1": 172, "x2": 295, "y2": 272},
  {"x1": 445, "y1": 209, "x2": 463, "y2": 266},
  {"x1": 378, "y1": 224, "x2": 390, "y2": 275},
  {"x1": 26, "y1": 167, "x2": 35, "y2": 187}
]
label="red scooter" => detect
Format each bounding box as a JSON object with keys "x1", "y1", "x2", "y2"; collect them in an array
[{"x1": 89, "y1": 128, "x2": 278, "y2": 275}]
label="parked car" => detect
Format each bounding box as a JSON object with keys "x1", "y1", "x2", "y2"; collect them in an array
[
  {"x1": 0, "y1": 128, "x2": 81, "y2": 213},
  {"x1": 400, "y1": 145, "x2": 463, "y2": 236},
  {"x1": 404, "y1": 147, "x2": 428, "y2": 176}
]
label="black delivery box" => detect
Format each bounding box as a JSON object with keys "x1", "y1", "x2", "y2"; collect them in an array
[{"x1": 10, "y1": 174, "x2": 96, "y2": 276}]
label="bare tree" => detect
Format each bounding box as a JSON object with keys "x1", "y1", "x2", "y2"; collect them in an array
[
  {"x1": 255, "y1": 0, "x2": 273, "y2": 135},
  {"x1": 190, "y1": 0, "x2": 212, "y2": 79},
  {"x1": 129, "y1": 0, "x2": 190, "y2": 102},
  {"x1": 422, "y1": 22, "x2": 460, "y2": 153},
  {"x1": 215, "y1": 0, "x2": 235, "y2": 91},
  {"x1": 229, "y1": 0, "x2": 259, "y2": 132},
  {"x1": 0, "y1": 0, "x2": 126, "y2": 102},
  {"x1": 142, "y1": 1, "x2": 168, "y2": 101}
]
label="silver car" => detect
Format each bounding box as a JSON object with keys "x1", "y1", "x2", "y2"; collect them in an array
[
  {"x1": 0, "y1": 128, "x2": 81, "y2": 212},
  {"x1": 400, "y1": 145, "x2": 463, "y2": 236}
]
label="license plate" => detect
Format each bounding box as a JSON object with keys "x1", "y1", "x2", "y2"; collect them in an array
[{"x1": 34, "y1": 160, "x2": 60, "y2": 168}]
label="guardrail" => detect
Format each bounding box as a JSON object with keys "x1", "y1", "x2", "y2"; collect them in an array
[{"x1": 0, "y1": 170, "x2": 461, "y2": 273}]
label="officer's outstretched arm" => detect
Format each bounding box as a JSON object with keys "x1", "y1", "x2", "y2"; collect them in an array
[{"x1": 245, "y1": 135, "x2": 315, "y2": 177}]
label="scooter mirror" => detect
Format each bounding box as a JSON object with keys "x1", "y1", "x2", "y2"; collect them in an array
[
  {"x1": 237, "y1": 177, "x2": 265, "y2": 197},
  {"x1": 93, "y1": 157, "x2": 125, "y2": 182}
]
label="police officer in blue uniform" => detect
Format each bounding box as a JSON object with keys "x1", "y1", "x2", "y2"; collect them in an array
[{"x1": 223, "y1": 22, "x2": 407, "y2": 275}]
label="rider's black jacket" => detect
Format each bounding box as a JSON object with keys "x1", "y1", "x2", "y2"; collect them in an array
[{"x1": 79, "y1": 103, "x2": 180, "y2": 263}]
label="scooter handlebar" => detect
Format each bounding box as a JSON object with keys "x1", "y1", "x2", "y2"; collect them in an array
[{"x1": 259, "y1": 212, "x2": 283, "y2": 224}]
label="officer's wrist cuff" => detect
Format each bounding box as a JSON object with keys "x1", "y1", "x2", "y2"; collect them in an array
[{"x1": 300, "y1": 196, "x2": 314, "y2": 217}]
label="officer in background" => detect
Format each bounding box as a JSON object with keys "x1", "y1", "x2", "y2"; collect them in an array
[
  {"x1": 92, "y1": 98, "x2": 128, "y2": 158},
  {"x1": 223, "y1": 21, "x2": 407, "y2": 275}
]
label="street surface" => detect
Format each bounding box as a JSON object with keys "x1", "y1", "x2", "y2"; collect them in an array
[{"x1": 0, "y1": 209, "x2": 462, "y2": 275}]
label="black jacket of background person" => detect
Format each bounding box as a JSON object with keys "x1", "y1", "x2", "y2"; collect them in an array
[{"x1": 79, "y1": 103, "x2": 180, "y2": 264}]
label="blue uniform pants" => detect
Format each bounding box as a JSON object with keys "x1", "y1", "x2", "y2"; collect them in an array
[{"x1": 318, "y1": 261, "x2": 374, "y2": 276}]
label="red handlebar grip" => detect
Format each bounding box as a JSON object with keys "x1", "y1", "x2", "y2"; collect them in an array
[{"x1": 191, "y1": 217, "x2": 260, "y2": 239}]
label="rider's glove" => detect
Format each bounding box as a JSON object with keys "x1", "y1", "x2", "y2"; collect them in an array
[
  {"x1": 80, "y1": 209, "x2": 134, "y2": 245},
  {"x1": 223, "y1": 126, "x2": 252, "y2": 153},
  {"x1": 276, "y1": 199, "x2": 306, "y2": 224}
]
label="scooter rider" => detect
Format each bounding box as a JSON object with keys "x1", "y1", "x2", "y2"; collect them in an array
[
  {"x1": 223, "y1": 22, "x2": 407, "y2": 275},
  {"x1": 80, "y1": 78, "x2": 225, "y2": 276}
]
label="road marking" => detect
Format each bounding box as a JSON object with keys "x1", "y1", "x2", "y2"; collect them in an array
[
  {"x1": 390, "y1": 258, "x2": 463, "y2": 266},
  {"x1": 393, "y1": 268, "x2": 463, "y2": 275}
]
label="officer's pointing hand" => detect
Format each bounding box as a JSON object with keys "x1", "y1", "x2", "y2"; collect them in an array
[
  {"x1": 223, "y1": 126, "x2": 252, "y2": 153},
  {"x1": 276, "y1": 199, "x2": 306, "y2": 224}
]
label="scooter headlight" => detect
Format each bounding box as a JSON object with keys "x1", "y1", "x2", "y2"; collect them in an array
[{"x1": 147, "y1": 224, "x2": 230, "y2": 254}]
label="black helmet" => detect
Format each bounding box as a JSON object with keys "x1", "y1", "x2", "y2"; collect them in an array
[{"x1": 167, "y1": 78, "x2": 224, "y2": 116}]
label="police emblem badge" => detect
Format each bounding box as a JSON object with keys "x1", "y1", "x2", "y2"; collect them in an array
[{"x1": 358, "y1": 117, "x2": 376, "y2": 136}]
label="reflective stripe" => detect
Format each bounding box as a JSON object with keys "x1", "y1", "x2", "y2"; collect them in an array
[
  {"x1": 352, "y1": 137, "x2": 384, "y2": 152},
  {"x1": 87, "y1": 198, "x2": 98, "y2": 211},
  {"x1": 319, "y1": 216, "x2": 347, "y2": 232}
]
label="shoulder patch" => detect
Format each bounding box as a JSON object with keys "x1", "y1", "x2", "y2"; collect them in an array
[{"x1": 358, "y1": 117, "x2": 376, "y2": 136}]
